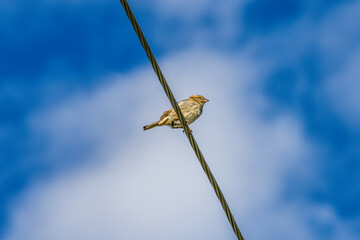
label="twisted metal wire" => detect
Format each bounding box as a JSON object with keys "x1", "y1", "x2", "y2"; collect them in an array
[{"x1": 119, "y1": 1, "x2": 245, "y2": 239}]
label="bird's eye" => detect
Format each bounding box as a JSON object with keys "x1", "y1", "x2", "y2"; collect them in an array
[{"x1": 198, "y1": 97, "x2": 202, "y2": 99}]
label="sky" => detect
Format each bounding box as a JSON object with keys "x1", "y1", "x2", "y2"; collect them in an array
[{"x1": 1, "y1": 0, "x2": 360, "y2": 239}]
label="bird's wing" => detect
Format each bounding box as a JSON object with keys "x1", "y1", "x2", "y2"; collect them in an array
[
  {"x1": 159, "y1": 109, "x2": 173, "y2": 120},
  {"x1": 159, "y1": 99, "x2": 189, "y2": 121},
  {"x1": 178, "y1": 99, "x2": 190, "y2": 109},
  {"x1": 175, "y1": 100, "x2": 191, "y2": 118}
]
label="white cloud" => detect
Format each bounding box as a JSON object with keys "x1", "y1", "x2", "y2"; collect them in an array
[
  {"x1": 138, "y1": 0, "x2": 211, "y2": 19},
  {"x1": 325, "y1": 47, "x2": 360, "y2": 126},
  {"x1": 4, "y1": 0, "x2": 360, "y2": 238},
  {"x1": 317, "y1": 1, "x2": 360, "y2": 126},
  {"x1": 5, "y1": 48, "x2": 351, "y2": 240},
  {"x1": 134, "y1": 0, "x2": 239, "y2": 20},
  {"x1": 129, "y1": 0, "x2": 245, "y2": 48},
  {"x1": 236, "y1": 0, "x2": 360, "y2": 128}
]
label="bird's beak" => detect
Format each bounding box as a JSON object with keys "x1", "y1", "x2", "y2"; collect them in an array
[{"x1": 203, "y1": 98, "x2": 209, "y2": 103}]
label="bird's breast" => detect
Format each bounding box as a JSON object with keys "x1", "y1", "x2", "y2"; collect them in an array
[{"x1": 182, "y1": 102, "x2": 202, "y2": 124}]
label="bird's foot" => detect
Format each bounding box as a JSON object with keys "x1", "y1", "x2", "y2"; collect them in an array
[{"x1": 183, "y1": 128, "x2": 193, "y2": 134}]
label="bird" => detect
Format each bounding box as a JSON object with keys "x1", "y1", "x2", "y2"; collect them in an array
[{"x1": 143, "y1": 95, "x2": 209, "y2": 132}]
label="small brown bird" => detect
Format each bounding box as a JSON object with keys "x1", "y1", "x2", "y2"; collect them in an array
[{"x1": 143, "y1": 95, "x2": 209, "y2": 132}]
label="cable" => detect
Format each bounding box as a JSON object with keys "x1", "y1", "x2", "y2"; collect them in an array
[{"x1": 119, "y1": 1, "x2": 245, "y2": 239}]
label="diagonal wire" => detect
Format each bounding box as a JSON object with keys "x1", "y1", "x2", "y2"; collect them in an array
[{"x1": 119, "y1": 1, "x2": 245, "y2": 239}]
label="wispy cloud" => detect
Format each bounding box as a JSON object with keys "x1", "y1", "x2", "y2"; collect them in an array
[
  {"x1": 2, "y1": 0, "x2": 360, "y2": 239},
  {"x1": 5, "y1": 48, "x2": 355, "y2": 240}
]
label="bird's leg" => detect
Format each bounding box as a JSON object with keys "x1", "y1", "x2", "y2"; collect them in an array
[
  {"x1": 182, "y1": 120, "x2": 192, "y2": 133},
  {"x1": 186, "y1": 121, "x2": 193, "y2": 133}
]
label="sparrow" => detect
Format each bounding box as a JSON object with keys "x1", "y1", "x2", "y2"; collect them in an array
[{"x1": 143, "y1": 95, "x2": 209, "y2": 132}]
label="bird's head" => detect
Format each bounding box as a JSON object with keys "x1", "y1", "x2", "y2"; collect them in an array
[{"x1": 189, "y1": 95, "x2": 209, "y2": 105}]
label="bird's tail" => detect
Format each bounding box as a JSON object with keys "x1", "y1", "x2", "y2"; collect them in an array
[{"x1": 143, "y1": 121, "x2": 159, "y2": 131}]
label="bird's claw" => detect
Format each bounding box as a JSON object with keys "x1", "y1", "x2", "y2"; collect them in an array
[
  {"x1": 182, "y1": 120, "x2": 192, "y2": 133},
  {"x1": 183, "y1": 128, "x2": 193, "y2": 134}
]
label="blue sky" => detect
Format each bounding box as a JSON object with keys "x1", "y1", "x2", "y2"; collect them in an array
[{"x1": 1, "y1": 0, "x2": 360, "y2": 239}]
